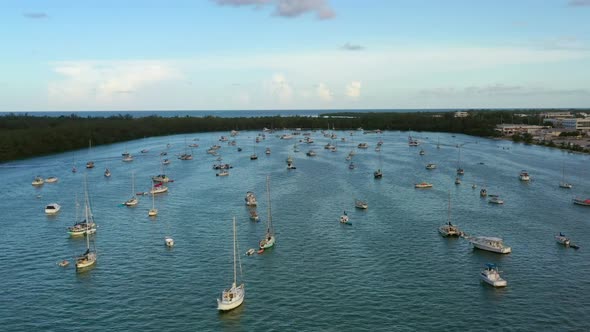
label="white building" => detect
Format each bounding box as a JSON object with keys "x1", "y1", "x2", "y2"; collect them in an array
[
  {"x1": 540, "y1": 111, "x2": 573, "y2": 118},
  {"x1": 562, "y1": 118, "x2": 590, "y2": 130},
  {"x1": 495, "y1": 124, "x2": 545, "y2": 136},
  {"x1": 454, "y1": 111, "x2": 469, "y2": 118}
]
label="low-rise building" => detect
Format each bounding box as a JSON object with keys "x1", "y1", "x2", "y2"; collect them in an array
[
  {"x1": 495, "y1": 124, "x2": 545, "y2": 136},
  {"x1": 540, "y1": 111, "x2": 573, "y2": 118},
  {"x1": 454, "y1": 111, "x2": 469, "y2": 118},
  {"x1": 562, "y1": 118, "x2": 590, "y2": 130}
]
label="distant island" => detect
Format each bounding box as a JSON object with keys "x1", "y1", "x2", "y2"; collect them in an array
[{"x1": 1, "y1": 109, "x2": 589, "y2": 162}]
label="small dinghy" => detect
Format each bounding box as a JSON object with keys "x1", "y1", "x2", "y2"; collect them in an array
[
  {"x1": 340, "y1": 211, "x2": 351, "y2": 224},
  {"x1": 57, "y1": 260, "x2": 69, "y2": 267},
  {"x1": 246, "y1": 248, "x2": 256, "y2": 256}
]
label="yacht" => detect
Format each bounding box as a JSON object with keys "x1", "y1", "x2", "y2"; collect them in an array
[
  {"x1": 519, "y1": 170, "x2": 530, "y2": 181},
  {"x1": 470, "y1": 237, "x2": 511, "y2": 254},
  {"x1": 45, "y1": 203, "x2": 61, "y2": 215},
  {"x1": 415, "y1": 182, "x2": 433, "y2": 189},
  {"x1": 245, "y1": 192, "x2": 257, "y2": 206},
  {"x1": 555, "y1": 232, "x2": 570, "y2": 246},
  {"x1": 480, "y1": 264, "x2": 507, "y2": 287},
  {"x1": 151, "y1": 174, "x2": 171, "y2": 183},
  {"x1": 425, "y1": 163, "x2": 437, "y2": 170}
]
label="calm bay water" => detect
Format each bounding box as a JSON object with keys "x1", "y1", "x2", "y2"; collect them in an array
[{"x1": 0, "y1": 130, "x2": 589, "y2": 331}]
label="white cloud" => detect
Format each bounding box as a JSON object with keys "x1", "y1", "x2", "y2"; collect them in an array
[
  {"x1": 269, "y1": 73, "x2": 293, "y2": 103},
  {"x1": 316, "y1": 83, "x2": 332, "y2": 101},
  {"x1": 346, "y1": 81, "x2": 361, "y2": 98},
  {"x1": 49, "y1": 60, "x2": 182, "y2": 105}
]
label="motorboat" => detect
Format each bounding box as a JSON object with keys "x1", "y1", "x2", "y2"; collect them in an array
[
  {"x1": 45, "y1": 176, "x2": 58, "y2": 183},
  {"x1": 348, "y1": 162, "x2": 355, "y2": 170},
  {"x1": 45, "y1": 203, "x2": 61, "y2": 215},
  {"x1": 572, "y1": 198, "x2": 590, "y2": 206},
  {"x1": 340, "y1": 211, "x2": 350, "y2": 224},
  {"x1": 480, "y1": 264, "x2": 507, "y2": 287},
  {"x1": 555, "y1": 232, "x2": 570, "y2": 246},
  {"x1": 122, "y1": 154, "x2": 134, "y2": 162},
  {"x1": 178, "y1": 153, "x2": 193, "y2": 160},
  {"x1": 419, "y1": 149, "x2": 425, "y2": 156},
  {"x1": 86, "y1": 161, "x2": 95, "y2": 169},
  {"x1": 455, "y1": 177, "x2": 462, "y2": 185},
  {"x1": 480, "y1": 188, "x2": 487, "y2": 197},
  {"x1": 216, "y1": 170, "x2": 229, "y2": 176},
  {"x1": 488, "y1": 195, "x2": 504, "y2": 204},
  {"x1": 287, "y1": 163, "x2": 296, "y2": 170},
  {"x1": 519, "y1": 170, "x2": 530, "y2": 181},
  {"x1": 357, "y1": 143, "x2": 368, "y2": 149},
  {"x1": 141, "y1": 149, "x2": 149, "y2": 153},
  {"x1": 439, "y1": 222, "x2": 462, "y2": 237},
  {"x1": 245, "y1": 192, "x2": 257, "y2": 206},
  {"x1": 425, "y1": 163, "x2": 437, "y2": 170},
  {"x1": 162, "y1": 159, "x2": 171, "y2": 165},
  {"x1": 152, "y1": 174, "x2": 171, "y2": 183},
  {"x1": 265, "y1": 147, "x2": 271, "y2": 155},
  {"x1": 355, "y1": 199, "x2": 368, "y2": 209},
  {"x1": 306, "y1": 150, "x2": 317, "y2": 157},
  {"x1": 165, "y1": 236, "x2": 174, "y2": 247},
  {"x1": 456, "y1": 168, "x2": 465, "y2": 175},
  {"x1": 31, "y1": 176, "x2": 44, "y2": 186},
  {"x1": 104, "y1": 168, "x2": 111, "y2": 177},
  {"x1": 415, "y1": 182, "x2": 433, "y2": 189},
  {"x1": 286, "y1": 156, "x2": 293, "y2": 164},
  {"x1": 470, "y1": 236, "x2": 511, "y2": 254}
]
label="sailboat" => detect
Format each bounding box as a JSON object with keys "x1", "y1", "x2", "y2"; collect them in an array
[
  {"x1": 217, "y1": 217, "x2": 245, "y2": 311},
  {"x1": 72, "y1": 153, "x2": 77, "y2": 173},
  {"x1": 148, "y1": 182, "x2": 158, "y2": 217},
  {"x1": 86, "y1": 139, "x2": 95, "y2": 169},
  {"x1": 456, "y1": 145, "x2": 464, "y2": 175},
  {"x1": 75, "y1": 178, "x2": 97, "y2": 270},
  {"x1": 439, "y1": 191, "x2": 462, "y2": 237},
  {"x1": 374, "y1": 149, "x2": 383, "y2": 178},
  {"x1": 559, "y1": 163, "x2": 573, "y2": 189},
  {"x1": 259, "y1": 176, "x2": 275, "y2": 250},
  {"x1": 124, "y1": 172, "x2": 139, "y2": 206},
  {"x1": 250, "y1": 139, "x2": 258, "y2": 160}
]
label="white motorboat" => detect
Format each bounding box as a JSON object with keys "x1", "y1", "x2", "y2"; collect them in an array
[
  {"x1": 555, "y1": 232, "x2": 570, "y2": 246},
  {"x1": 104, "y1": 168, "x2": 111, "y2": 177},
  {"x1": 265, "y1": 147, "x2": 271, "y2": 155},
  {"x1": 488, "y1": 195, "x2": 504, "y2": 204},
  {"x1": 217, "y1": 217, "x2": 245, "y2": 311},
  {"x1": 31, "y1": 176, "x2": 44, "y2": 186},
  {"x1": 287, "y1": 163, "x2": 296, "y2": 170},
  {"x1": 519, "y1": 170, "x2": 530, "y2": 181},
  {"x1": 165, "y1": 236, "x2": 174, "y2": 247},
  {"x1": 245, "y1": 191, "x2": 257, "y2": 206},
  {"x1": 162, "y1": 158, "x2": 171, "y2": 165},
  {"x1": 415, "y1": 182, "x2": 433, "y2": 189},
  {"x1": 480, "y1": 264, "x2": 507, "y2": 287},
  {"x1": 355, "y1": 199, "x2": 368, "y2": 209},
  {"x1": 425, "y1": 163, "x2": 437, "y2": 170},
  {"x1": 470, "y1": 236, "x2": 511, "y2": 254},
  {"x1": 151, "y1": 174, "x2": 171, "y2": 183},
  {"x1": 45, "y1": 203, "x2": 61, "y2": 215},
  {"x1": 286, "y1": 156, "x2": 293, "y2": 164},
  {"x1": 216, "y1": 170, "x2": 229, "y2": 176},
  {"x1": 306, "y1": 150, "x2": 317, "y2": 157},
  {"x1": 45, "y1": 176, "x2": 58, "y2": 183}
]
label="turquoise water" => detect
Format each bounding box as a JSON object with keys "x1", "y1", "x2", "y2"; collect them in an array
[{"x1": 1, "y1": 131, "x2": 589, "y2": 331}]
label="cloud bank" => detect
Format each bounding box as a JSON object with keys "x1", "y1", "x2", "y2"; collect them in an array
[
  {"x1": 214, "y1": 0, "x2": 335, "y2": 19},
  {"x1": 23, "y1": 12, "x2": 48, "y2": 19}
]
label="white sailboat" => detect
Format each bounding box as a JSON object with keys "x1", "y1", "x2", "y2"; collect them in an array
[
  {"x1": 456, "y1": 145, "x2": 464, "y2": 175},
  {"x1": 76, "y1": 178, "x2": 97, "y2": 270},
  {"x1": 124, "y1": 172, "x2": 139, "y2": 206},
  {"x1": 217, "y1": 217, "x2": 245, "y2": 311},
  {"x1": 148, "y1": 183, "x2": 158, "y2": 217},
  {"x1": 259, "y1": 176, "x2": 275, "y2": 250},
  {"x1": 439, "y1": 192, "x2": 462, "y2": 237},
  {"x1": 559, "y1": 164, "x2": 572, "y2": 189}
]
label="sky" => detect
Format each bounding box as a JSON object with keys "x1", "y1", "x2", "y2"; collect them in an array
[{"x1": 1, "y1": 0, "x2": 590, "y2": 112}]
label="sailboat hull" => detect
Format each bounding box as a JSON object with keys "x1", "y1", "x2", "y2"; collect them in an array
[
  {"x1": 217, "y1": 285, "x2": 245, "y2": 311},
  {"x1": 76, "y1": 253, "x2": 97, "y2": 269},
  {"x1": 260, "y1": 236, "x2": 275, "y2": 249}
]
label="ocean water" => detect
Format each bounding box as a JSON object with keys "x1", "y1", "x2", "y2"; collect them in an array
[{"x1": 0, "y1": 130, "x2": 589, "y2": 331}]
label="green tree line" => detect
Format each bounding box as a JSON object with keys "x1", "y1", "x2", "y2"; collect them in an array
[{"x1": 0, "y1": 110, "x2": 529, "y2": 162}]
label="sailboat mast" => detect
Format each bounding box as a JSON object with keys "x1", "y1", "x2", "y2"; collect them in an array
[
  {"x1": 84, "y1": 176, "x2": 90, "y2": 249},
  {"x1": 233, "y1": 217, "x2": 237, "y2": 286},
  {"x1": 447, "y1": 191, "x2": 451, "y2": 224},
  {"x1": 266, "y1": 176, "x2": 272, "y2": 234}
]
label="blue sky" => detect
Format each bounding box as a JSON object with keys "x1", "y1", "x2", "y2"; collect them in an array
[{"x1": 1, "y1": 0, "x2": 590, "y2": 111}]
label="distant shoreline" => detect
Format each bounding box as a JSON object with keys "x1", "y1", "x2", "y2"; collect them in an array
[{"x1": 1, "y1": 110, "x2": 588, "y2": 162}]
